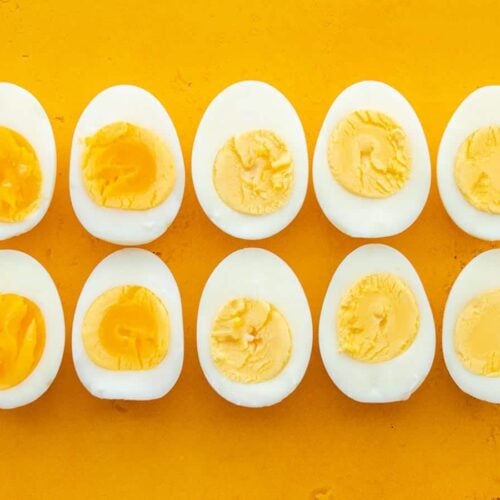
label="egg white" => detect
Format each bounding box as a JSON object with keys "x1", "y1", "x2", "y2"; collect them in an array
[
  {"x1": 69, "y1": 85, "x2": 185, "y2": 245},
  {"x1": 197, "y1": 248, "x2": 312, "y2": 407},
  {"x1": 72, "y1": 248, "x2": 183, "y2": 400},
  {"x1": 313, "y1": 81, "x2": 431, "y2": 238},
  {"x1": 319, "y1": 244, "x2": 435, "y2": 403},
  {"x1": 192, "y1": 80, "x2": 308, "y2": 240}
]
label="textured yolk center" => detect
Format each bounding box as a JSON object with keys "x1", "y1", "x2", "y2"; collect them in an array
[
  {"x1": 337, "y1": 273, "x2": 420, "y2": 362},
  {"x1": 210, "y1": 297, "x2": 292, "y2": 383},
  {"x1": 82, "y1": 285, "x2": 170, "y2": 370},
  {"x1": 454, "y1": 126, "x2": 500, "y2": 214},
  {"x1": 328, "y1": 110, "x2": 411, "y2": 198},
  {"x1": 0, "y1": 126, "x2": 42, "y2": 222},
  {"x1": 0, "y1": 293, "x2": 46, "y2": 390},
  {"x1": 82, "y1": 122, "x2": 176, "y2": 210},
  {"x1": 213, "y1": 129, "x2": 294, "y2": 215},
  {"x1": 454, "y1": 289, "x2": 500, "y2": 376}
]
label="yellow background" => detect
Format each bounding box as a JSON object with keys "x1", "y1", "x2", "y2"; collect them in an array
[{"x1": 1, "y1": 1, "x2": 499, "y2": 498}]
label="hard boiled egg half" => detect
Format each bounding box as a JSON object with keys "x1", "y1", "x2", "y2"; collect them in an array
[
  {"x1": 197, "y1": 248, "x2": 312, "y2": 407},
  {"x1": 192, "y1": 81, "x2": 308, "y2": 240},
  {"x1": 319, "y1": 244, "x2": 435, "y2": 403},
  {"x1": 72, "y1": 249, "x2": 183, "y2": 400},
  {"x1": 70, "y1": 85, "x2": 185, "y2": 245},
  {"x1": 313, "y1": 81, "x2": 431, "y2": 238}
]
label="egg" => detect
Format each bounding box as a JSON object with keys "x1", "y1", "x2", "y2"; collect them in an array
[
  {"x1": 438, "y1": 86, "x2": 500, "y2": 241},
  {"x1": 319, "y1": 244, "x2": 435, "y2": 403},
  {"x1": 443, "y1": 249, "x2": 500, "y2": 403},
  {"x1": 197, "y1": 248, "x2": 312, "y2": 407},
  {"x1": 72, "y1": 248, "x2": 183, "y2": 400},
  {"x1": 69, "y1": 85, "x2": 185, "y2": 245},
  {"x1": 313, "y1": 81, "x2": 431, "y2": 238},
  {"x1": 0, "y1": 83, "x2": 56, "y2": 240},
  {"x1": 0, "y1": 250, "x2": 64, "y2": 409},
  {"x1": 192, "y1": 80, "x2": 308, "y2": 240}
]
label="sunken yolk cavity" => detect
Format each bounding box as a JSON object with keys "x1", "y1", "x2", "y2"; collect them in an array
[
  {"x1": 82, "y1": 122, "x2": 176, "y2": 210},
  {"x1": 337, "y1": 273, "x2": 420, "y2": 362},
  {"x1": 0, "y1": 294, "x2": 46, "y2": 390},
  {"x1": 0, "y1": 126, "x2": 42, "y2": 222},
  {"x1": 454, "y1": 126, "x2": 500, "y2": 214},
  {"x1": 454, "y1": 289, "x2": 500, "y2": 376},
  {"x1": 210, "y1": 298, "x2": 292, "y2": 383},
  {"x1": 213, "y1": 129, "x2": 294, "y2": 215},
  {"x1": 328, "y1": 110, "x2": 411, "y2": 198},
  {"x1": 82, "y1": 285, "x2": 170, "y2": 370}
]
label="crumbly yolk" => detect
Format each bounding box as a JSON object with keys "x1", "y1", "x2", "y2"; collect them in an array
[
  {"x1": 454, "y1": 289, "x2": 500, "y2": 376},
  {"x1": 0, "y1": 126, "x2": 42, "y2": 222},
  {"x1": 82, "y1": 122, "x2": 176, "y2": 210},
  {"x1": 210, "y1": 298, "x2": 292, "y2": 383},
  {"x1": 328, "y1": 110, "x2": 411, "y2": 198},
  {"x1": 337, "y1": 273, "x2": 420, "y2": 362},
  {"x1": 82, "y1": 285, "x2": 170, "y2": 370},
  {"x1": 454, "y1": 126, "x2": 500, "y2": 214},
  {"x1": 213, "y1": 129, "x2": 294, "y2": 215},
  {"x1": 0, "y1": 294, "x2": 46, "y2": 390}
]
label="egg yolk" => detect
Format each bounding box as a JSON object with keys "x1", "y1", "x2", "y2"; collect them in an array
[
  {"x1": 82, "y1": 285, "x2": 170, "y2": 370},
  {"x1": 0, "y1": 294, "x2": 46, "y2": 390},
  {"x1": 454, "y1": 289, "x2": 500, "y2": 376},
  {"x1": 337, "y1": 273, "x2": 420, "y2": 362},
  {"x1": 81, "y1": 122, "x2": 176, "y2": 210},
  {"x1": 454, "y1": 126, "x2": 500, "y2": 214},
  {"x1": 328, "y1": 110, "x2": 411, "y2": 198},
  {"x1": 210, "y1": 298, "x2": 292, "y2": 383},
  {"x1": 0, "y1": 126, "x2": 42, "y2": 222},
  {"x1": 213, "y1": 129, "x2": 294, "y2": 215}
]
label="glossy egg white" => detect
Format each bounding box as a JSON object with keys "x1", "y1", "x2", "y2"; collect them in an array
[
  {"x1": 0, "y1": 83, "x2": 56, "y2": 240},
  {"x1": 197, "y1": 248, "x2": 312, "y2": 407},
  {"x1": 192, "y1": 81, "x2": 308, "y2": 240},
  {"x1": 313, "y1": 81, "x2": 431, "y2": 238},
  {"x1": 319, "y1": 244, "x2": 435, "y2": 403},
  {"x1": 0, "y1": 250, "x2": 64, "y2": 409},
  {"x1": 70, "y1": 85, "x2": 185, "y2": 245},
  {"x1": 72, "y1": 248, "x2": 183, "y2": 400}
]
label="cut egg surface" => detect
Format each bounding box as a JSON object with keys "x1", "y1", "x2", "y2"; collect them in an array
[
  {"x1": 72, "y1": 248, "x2": 183, "y2": 400},
  {"x1": 0, "y1": 83, "x2": 56, "y2": 240},
  {"x1": 70, "y1": 85, "x2": 185, "y2": 245},
  {"x1": 197, "y1": 248, "x2": 312, "y2": 407},
  {"x1": 0, "y1": 250, "x2": 64, "y2": 409},
  {"x1": 313, "y1": 81, "x2": 431, "y2": 238},
  {"x1": 319, "y1": 244, "x2": 435, "y2": 403},
  {"x1": 192, "y1": 80, "x2": 308, "y2": 240}
]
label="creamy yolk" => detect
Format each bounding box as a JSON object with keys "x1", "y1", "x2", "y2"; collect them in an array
[
  {"x1": 82, "y1": 122, "x2": 176, "y2": 210},
  {"x1": 213, "y1": 129, "x2": 294, "y2": 215},
  {"x1": 0, "y1": 294, "x2": 46, "y2": 390},
  {"x1": 454, "y1": 126, "x2": 500, "y2": 214},
  {"x1": 455, "y1": 289, "x2": 500, "y2": 376},
  {"x1": 210, "y1": 298, "x2": 292, "y2": 383},
  {"x1": 82, "y1": 285, "x2": 170, "y2": 370},
  {"x1": 337, "y1": 273, "x2": 420, "y2": 362},
  {"x1": 328, "y1": 110, "x2": 411, "y2": 198},
  {"x1": 0, "y1": 126, "x2": 42, "y2": 222}
]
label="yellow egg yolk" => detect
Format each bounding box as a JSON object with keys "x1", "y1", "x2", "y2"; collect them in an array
[
  {"x1": 82, "y1": 285, "x2": 170, "y2": 370},
  {"x1": 337, "y1": 273, "x2": 420, "y2": 362},
  {"x1": 210, "y1": 298, "x2": 292, "y2": 383},
  {"x1": 213, "y1": 129, "x2": 294, "y2": 215},
  {"x1": 0, "y1": 126, "x2": 42, "y2": 222},
  {"x1": 82, "y1": 122, "x2": 176, "y2": 210},
  {"x1": 454, "y1": 289, "x2": 500, "y2": 376},
  {"x1": 454, "y1": 126, "x2": 500, "y2": 214},
  {"x1": 0, "y1": 293, "x2": 46, "y2": 390},
  {"x1": 328, "y1": 110, "x2": 411, "y2": 198}
]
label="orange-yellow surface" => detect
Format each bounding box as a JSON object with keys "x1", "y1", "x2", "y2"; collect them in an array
[{"x1": 0, "y1": 1, "x2": 499, "y2": 498}]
